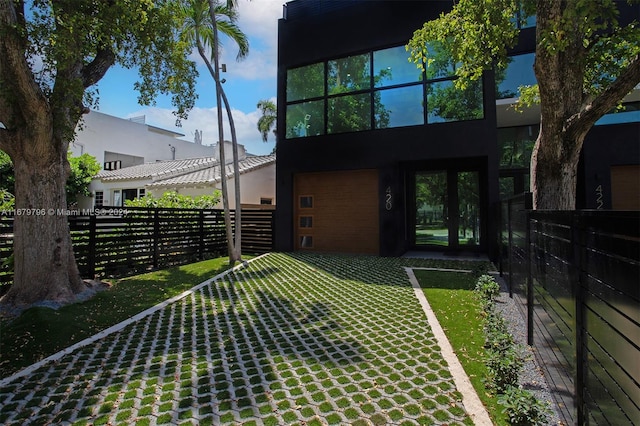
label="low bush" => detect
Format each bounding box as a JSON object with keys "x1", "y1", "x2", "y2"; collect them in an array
[
  {"x1": 498, "y1": 386, "x2": 552, "y2": 426},
  {"x1": 474, "y1": 274, "x2": 500, "y2": 301}
]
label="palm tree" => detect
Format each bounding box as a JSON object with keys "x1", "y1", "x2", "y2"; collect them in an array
[
  {"x1": 257, "y1": 99, "x2": 277, "y2": 143},
  {"x1": 181, "y1": 0, "x2": 249, "y2": 265}
]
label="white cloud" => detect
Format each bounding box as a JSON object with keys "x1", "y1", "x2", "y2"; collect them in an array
[
  {"x1": 221, "y1": 0, "x2": 284, "y2": 81},
  {"x1": 127, "y1": 104, "x2": 276, "y2": 156}
]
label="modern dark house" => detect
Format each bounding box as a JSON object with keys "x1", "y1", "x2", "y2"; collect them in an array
[{"x1": 274, "y1": 0, "x2": 640, "y2": 259}]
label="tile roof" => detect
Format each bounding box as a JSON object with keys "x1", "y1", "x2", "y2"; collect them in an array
[
  {"x1": 148, "y1": 155, "x2": 276, "y2": 188},
  {"x1": 96, "y1": 155, "x2": 276, "y2": 187},
  {"x1": 97, "y1": 157, "x2": 217, "y2": 182}
]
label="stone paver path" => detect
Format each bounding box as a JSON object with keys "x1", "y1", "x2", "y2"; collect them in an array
[{"x1": 0, "y1": 253, "x2": 486, "y2": 425}]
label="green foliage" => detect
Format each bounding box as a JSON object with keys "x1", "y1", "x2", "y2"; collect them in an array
[
  {"x1": 6, "y1": 0, "x2": 199, "y2": 134},
  {"x1": 0, "y1": 189, "x2": 14, "y2": 212},
  {"x1": 0, "y1": 151, "x2": 14, "y2": 195},
  {"x1": 257, "y1": 99, "x2": 277, "y2": 143},
  {"x1": 407, "y1": 0, "x2": 521, "y2": 89},
  {"x1": 474, "y1": 274, "x2": 501, "y2": 301},
  {"x1": 485, "y1": 346, "x2": 524, "y2": 393},
  {"x1": 124, "y1": 191, "x2": 221, "y2": 209},
  {"x1": 1, "y1": 253, "x2": 14, "y2": 273},
  {"x1": 498, "y1": 386, "x2": 552, "y2": 426},
  {"x1": 0, "y1": 151, "x2": 98, "y2": 208},
  {"x1": 66, "y1": 153, "x2": 101, "y2": 206}
]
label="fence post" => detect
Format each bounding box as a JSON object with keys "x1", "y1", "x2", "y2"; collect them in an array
[
  {"x1": 526, "y1": 210, "x2": 534, "y2": 346},
  {"x1": 573, "y1": 213, "x2": 587, "y2": 425},
  {"x1": 88, "y1": 214, "x2": 96, "y2": 279},
  {"x1": 507, "y1": 198, "x2": 513, "y2": 297},
  {"x1": 153, "y1": 209, "x2": 159, "y2": 269},
  {"x1": 199, "y1": 210, "x2": 205, "y2": 261}
]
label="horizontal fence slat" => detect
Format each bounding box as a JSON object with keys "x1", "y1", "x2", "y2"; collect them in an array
[
  {"x1": 500, "y1": 203, "x2": 640, "y2": 426},
  {"x1": 0, "y1": 208, "x2": 273, "y2": 293}
]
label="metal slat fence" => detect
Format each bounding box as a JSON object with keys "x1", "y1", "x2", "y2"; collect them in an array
[
  {"x1": 499, "y1": 196, "x2": 640, "y2": 425},
  {"x1": 0, "y1": 207, "x2": 274, "y2": 293}
]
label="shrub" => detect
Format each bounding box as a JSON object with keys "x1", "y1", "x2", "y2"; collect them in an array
[
  {"x1": 498, "y1": 386, "x2": 552, "y2": 426},
  {"x1": 485, "y1": 346, "x2": 524, "y2": 393},
  {"x1": 474, "y1": 274, "x2": 500, "y2": 301}
]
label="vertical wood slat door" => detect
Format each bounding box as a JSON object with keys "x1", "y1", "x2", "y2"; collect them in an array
[
  {"x1": 611, "y1": 165, "x2": 640, "y2": 210},
  {"x1": 294, "y1": 170, "x2": 379, "y2": 255}
]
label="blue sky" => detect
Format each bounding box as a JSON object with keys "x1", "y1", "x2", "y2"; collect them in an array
[{"x1": 95, "y1": 0, "x2": 285, "y2": 156}]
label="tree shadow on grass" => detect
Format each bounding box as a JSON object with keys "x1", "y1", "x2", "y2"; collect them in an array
[
  {"x1": 0, "y1": 265, "x2": 367, "y2": 424},
  {"x1": 0, "y1": 257, "x2": 236, "y2": 378}
]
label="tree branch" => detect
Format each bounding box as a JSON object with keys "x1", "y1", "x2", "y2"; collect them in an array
[
  {"x1": 567, "y1": 53, "x2": 640, "y2": 139},
  {"x1": 0, "y1": 1, "x2": 49, "y2": 123},
  {"x1": 81, "y1": 48, "x2": 115, "y2": 88}
]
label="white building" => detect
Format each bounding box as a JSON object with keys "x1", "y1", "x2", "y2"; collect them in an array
[
  {"x1": 70, "y1": 110, "x2": 214, "y2": 169},
  {"x1": 90, "y1": 152, "x2": 276, "y2": 209},
  {"x1": 71, "y1": 110, "x2": 275, "y2": 210}
]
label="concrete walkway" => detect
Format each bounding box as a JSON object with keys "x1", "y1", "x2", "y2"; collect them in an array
[{"x1": 0, "y1": 253, "x2": 491, "y2": 425}]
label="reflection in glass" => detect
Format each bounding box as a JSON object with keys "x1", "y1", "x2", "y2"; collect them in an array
[
  {"x1": 415, "y1": 171, "x2": 448, "y2": 247},
  {"x1": 328, "y1": 94, "x2": 371, "y2": 134},
  {"x1": 299, "y1": 216, "x2": 313, "y2": 228},
  {"x1": 427, "y1": 79, "x2": 484, "y2": 123},
  {"x1": 458, "y1": 172, "x2": 480, "y2": 246},
  {"x1": 287, "y1": 63, "x2": 325, "y2": 102},
  {"x1": 299, "y1": 196, "x2": 313, "y2": 208},
  {"x1": 375, "y1": 86, "x2": 424, "y2": 129},
  {"x1": 424, "y1": 41, "x2": 457, "y2": 79},
  {"x1": 328, "y1": 53, "x2": 371, "y2": 94},
  {"x1": 497, "y1": 125, "x2": 537, "y2": 168},
  {"x1": 286, "y1": 101, "x2": 325, "y2": 139},
  {"x1": 300, "y1": 236, "x2": 313, "y2": 248},
  {"x1": 373, "y1": 45, "x2": 423, "y2": 88},
  {"x1": 500, "y1": 177, "x2": 515, "y2": 199},
  {"x1": 495, "y1": 53, "x2": 536, "y2": 99}
]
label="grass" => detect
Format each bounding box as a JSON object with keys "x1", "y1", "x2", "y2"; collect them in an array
[
  {"x1": 414, "y1": 269, "x2": 508, "y2": 426},
  {"x1": 0, "y1": 256, "x2": 237, "y2": 377},
  {"x1": 1, "y1": 253, "x2": 505, "y2": 426}
]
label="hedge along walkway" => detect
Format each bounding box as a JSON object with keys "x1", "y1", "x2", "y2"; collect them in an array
[{"x1": 0, "y1": 252, "x2": 491, "y2": 426}]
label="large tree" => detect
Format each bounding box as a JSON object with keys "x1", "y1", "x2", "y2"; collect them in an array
[
  {"x1": 0, "y1": 0, "x2": 198, "y2": 311},
  {"x1": 408, "y1": 0, "x2": 640, "y2": 209}
]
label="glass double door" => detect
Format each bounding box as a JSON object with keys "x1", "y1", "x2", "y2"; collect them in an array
[{"x1": 414, "y1": 170, "x2": 481, "y2": 249}]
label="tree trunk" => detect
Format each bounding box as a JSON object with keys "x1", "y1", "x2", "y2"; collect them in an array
[
  {"x1": 1, "y1": 135, "x2": 85, "y2": 309},
  {"x1": 530, "y1": 123, "x2": 584, "y2": 210},
  {"x1": 220, "y1": 87, "x2": 242, "y2": 260}
]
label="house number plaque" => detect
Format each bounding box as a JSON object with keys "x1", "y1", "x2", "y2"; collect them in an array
[{"x1": 385, "y1": 186, "x2": 393, "y2": 211}]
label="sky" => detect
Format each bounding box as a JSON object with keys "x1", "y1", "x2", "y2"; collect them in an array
[{"x1": 95, "y1": 0, "x2": 286, "y2": 156}]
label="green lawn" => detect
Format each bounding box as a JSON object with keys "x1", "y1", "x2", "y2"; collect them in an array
[
  {"x1": 0, "y1": 256, "x2": 235, "y2": 377},
  {"x1": 414, "y1": 269, "x2": 508, "y2": 425},
  {"x1": 1, "y1": 254, "x2": 506, "y2": 426}
]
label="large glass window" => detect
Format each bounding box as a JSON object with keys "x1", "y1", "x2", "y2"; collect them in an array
[
  {"x1": 284, "y1": 43, "x2": 485, "y2": 139},
  {"x1": 287, "y1": 63, "x2": 325, "y2": 102},
  {"x1": 427, "y1": 80, "x2": 484, "y2": 123},
  {"x1": 328, "y1": 53, "x2": 370, "y2": 94},
  {"x1": 424, "y1": 41, "x2": 457, "y2": 80},
  {"x1": 496, "y1": 53, "x2": 536, "y2": 99},
  {"x1": 497, "y1": 125, "x2": 537, "y2": 168},
  {"x1": 375, "y1": 86, "x2": 424, "y2": 128},
  {"x1": 373, "y1": 46, "x2": 423, "y2": 87},
  {"x1": 328, "y1": 94, "x2": 371, "y2": 134},
  {"x1": 286, "y1": 100, "x2": 325, "y2": 139}
]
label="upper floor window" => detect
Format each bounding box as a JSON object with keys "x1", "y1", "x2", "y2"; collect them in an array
[
  {"x1": 287, "y1": 63, "x2": 325, "y2": 102},
  {"x1": 373, "y1": 45, "x2": 423, "y2": 87},
  {"x1": 328, "y1": 53, "x2": 371, "y2": 94},
  {"x1": 428, "y1": 80, "x2": 484, "y2": 123},
  {"x1": 285, "y1": 43, "x2": 485, "y2": 139},
  {"x1": 496, "y1": 53, "x2": 536, "y2": 99}
]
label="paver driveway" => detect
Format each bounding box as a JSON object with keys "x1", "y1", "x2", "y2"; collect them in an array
[{"x1": 0, "y1": 253, "x2": 488, "y2": 425}]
